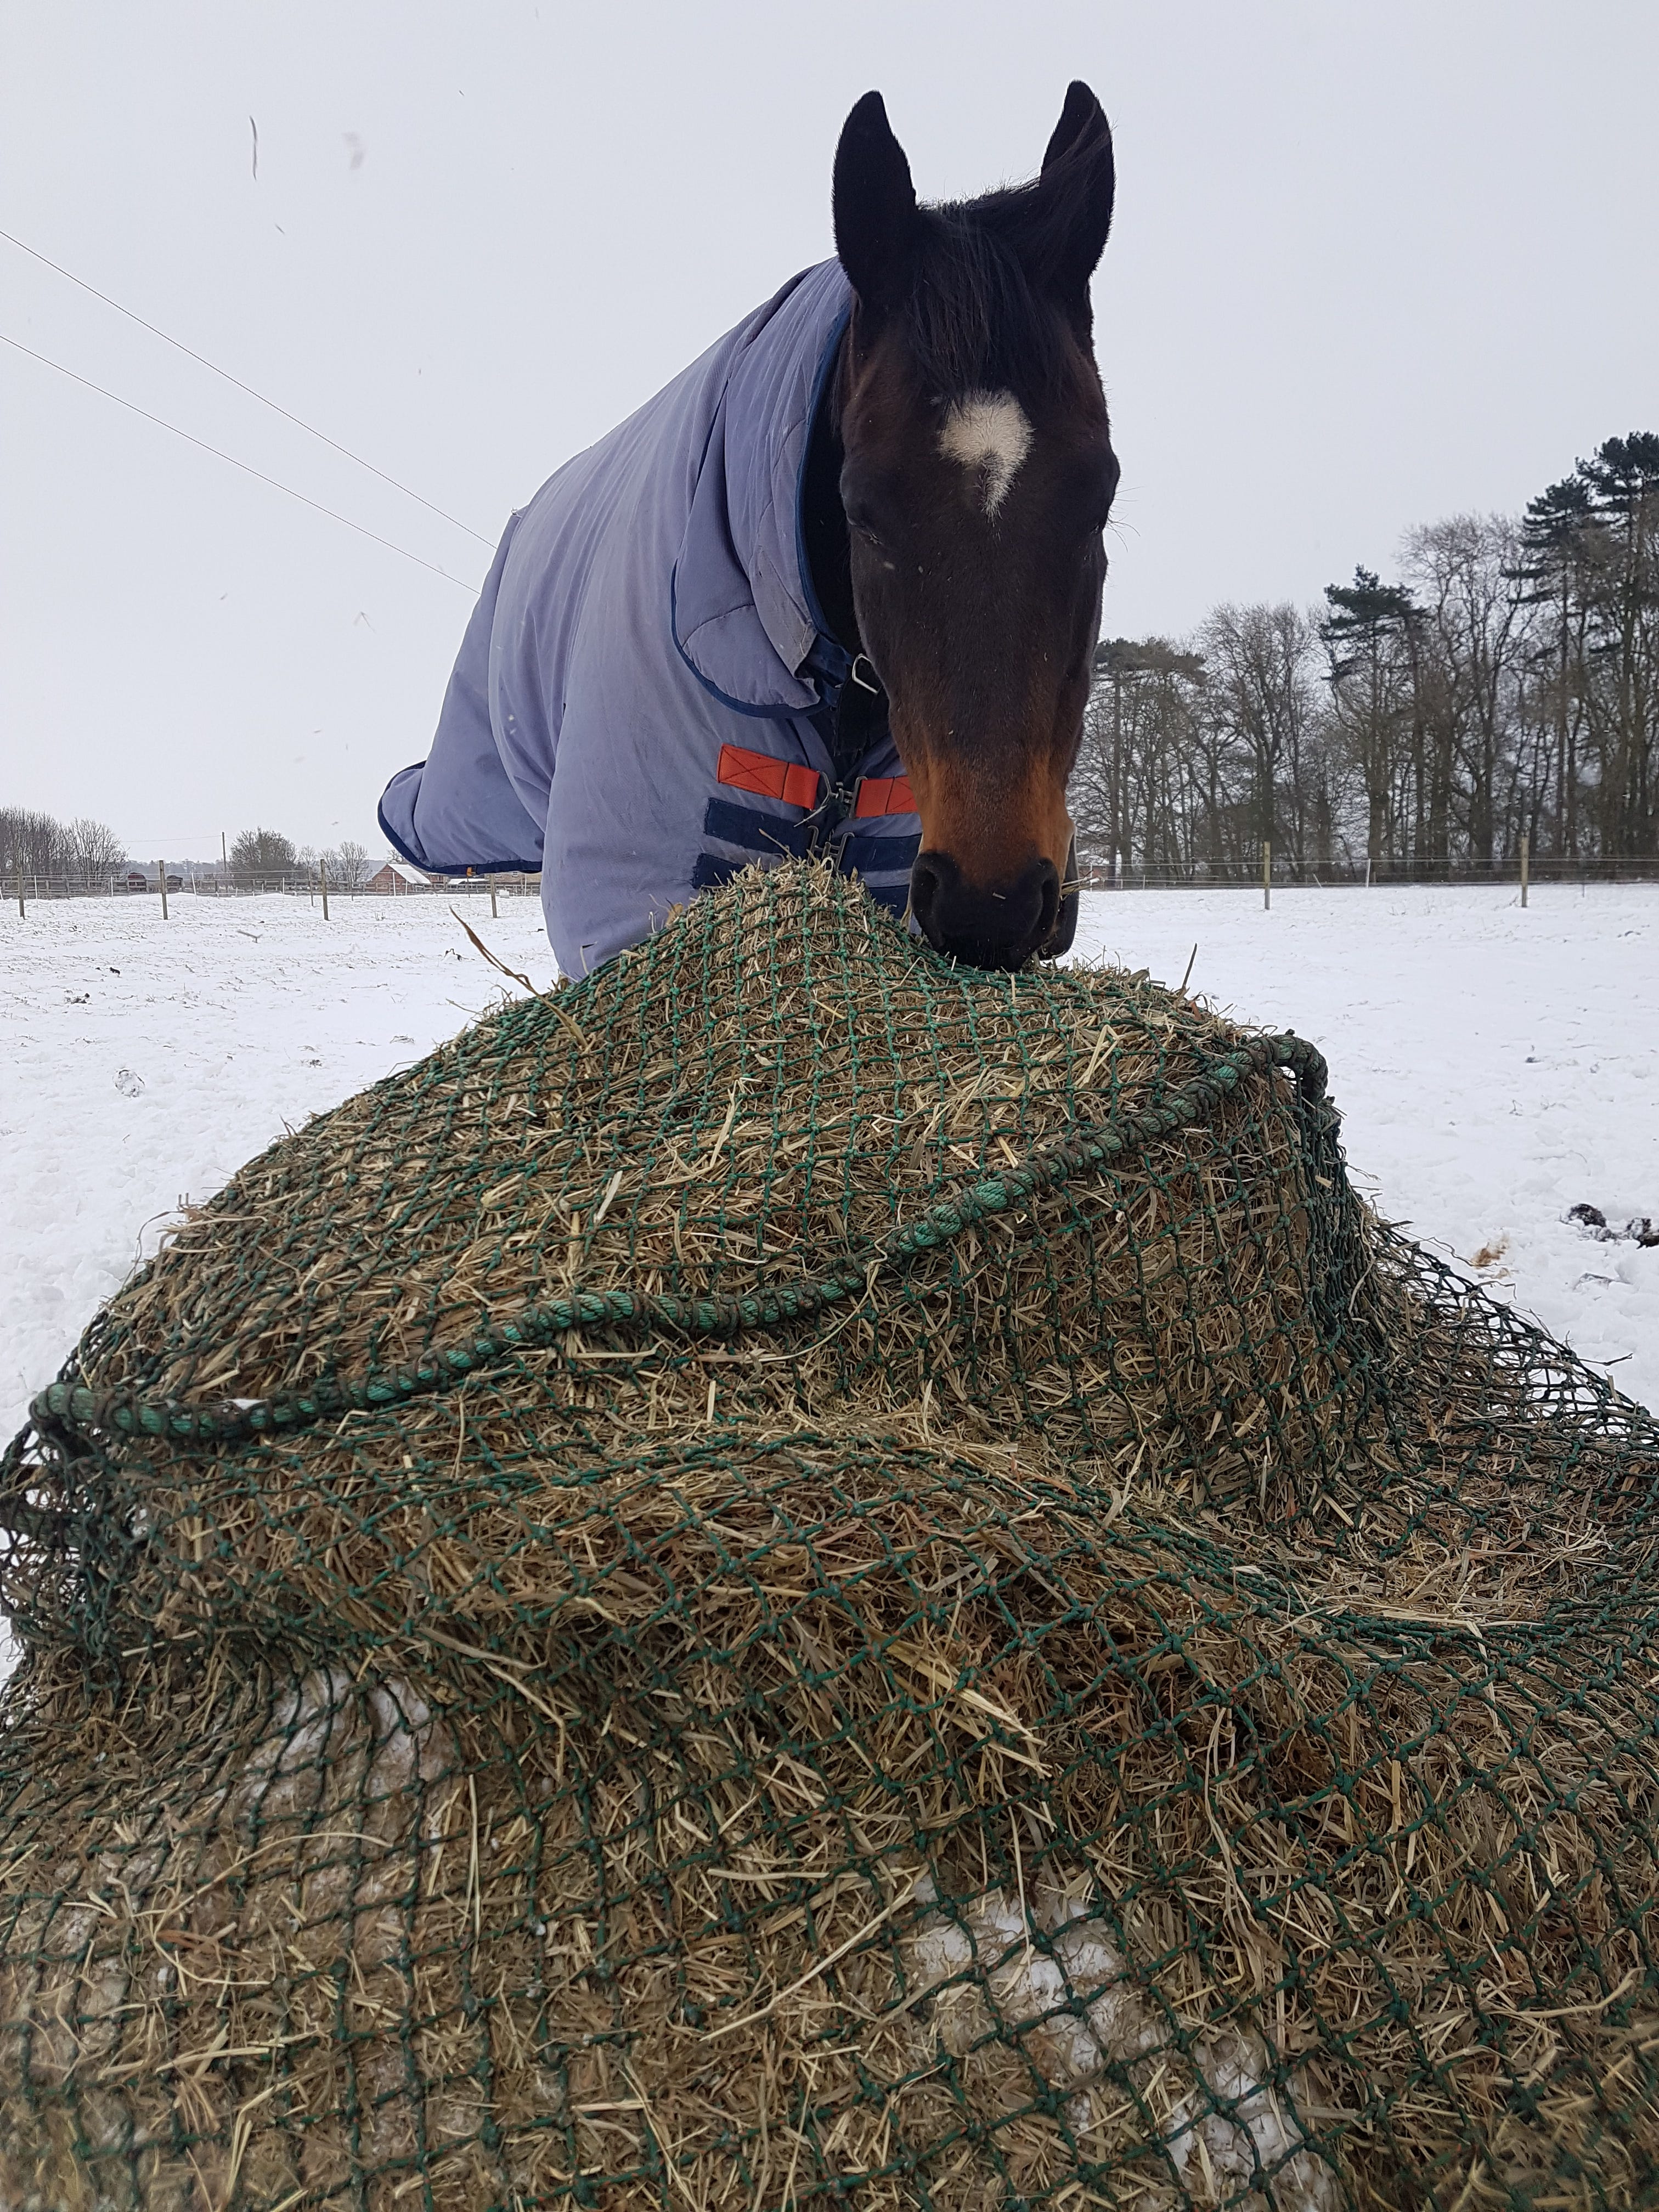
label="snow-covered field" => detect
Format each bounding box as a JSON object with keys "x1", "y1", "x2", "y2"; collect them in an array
[
  {"x1": 2, "y1": 881, "x2": 1655, "y2": 1445},
  {"x1": 1073, "y1": 882, "x2": 1657, "y2": 1414}
]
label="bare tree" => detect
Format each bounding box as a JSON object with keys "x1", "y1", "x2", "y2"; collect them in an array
[
  {"x1": 65, "y1": 816, "x2": 127, "y2": 889},
  {"x1": 323, "y1": 839, "x2": 372, "y2": 891},
  {"x1": 0, "y1": 808, "x2": 71, "y2": 880},
  {"x1": 1404, "y1": 517, "x2": 1529, "y2": 864},
  {"x1": 1200, "y1": 604, "x2": 1328, "y2": 871}
]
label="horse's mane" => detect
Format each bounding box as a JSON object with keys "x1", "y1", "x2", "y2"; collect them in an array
[{"x1": 894, "y1": 182, "x2": 1084, "y2": 406}]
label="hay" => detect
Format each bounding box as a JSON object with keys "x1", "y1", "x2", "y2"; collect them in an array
[
  {"x1": 26, "y1": 860, "x2": 1365, "y2": 1494},
  {"x1": 3, "y1": 859, "x2": 1658, "y2": 2210}
]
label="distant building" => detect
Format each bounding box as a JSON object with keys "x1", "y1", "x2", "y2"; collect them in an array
[
  {"x1": 442, "y1": 871, "x2": 542, "y2": 893},
  {"x1": 367, "y1": 860, "x2": 431, "y2": 894}
]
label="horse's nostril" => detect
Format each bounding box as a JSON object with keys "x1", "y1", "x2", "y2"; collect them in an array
[
  {"x1": 911, "y1": 851, "x2": 1063, "y2": 968},
  {"x1": 908, "y1": 854, "x2": 950, "y2": 943},
  {"x1": 1034, "y1": 862, "x2": 1060, "y2": 948}
]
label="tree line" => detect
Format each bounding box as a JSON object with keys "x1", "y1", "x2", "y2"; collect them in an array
[
  {"x1": 0, "y1": 809, "x2": 127, "y2": 887},
  {"x1": 0, "y1": 811, "x2": 373, "y2": 891},
  {"x1": 1071, "y1": 432, "x2": 1659, "y2": 878},
  {"x1": 11, "y1": 433, "x2": 1655, "y2": 894},
  {"x1": 225, "y1": 828, "x2": 373, "y2": 890}
]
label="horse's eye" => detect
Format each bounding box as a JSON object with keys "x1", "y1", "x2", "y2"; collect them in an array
[
  {"x1": 845, "y1": 509, "x2": 883, "y2": 549},
  {"x1": 1071, "y1": 450, "x2": 1120, "y2": 536},
  {"x1": 1094, "y1": 452, "x2": 1122, "y2": 527}
]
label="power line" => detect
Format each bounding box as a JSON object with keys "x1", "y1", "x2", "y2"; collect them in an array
[
  {"x1": 0, "y1": 225, "x2": 496, "y2": 548},
  {"x1": 1, "y1": 330, "x2": 478, "y2": 593}
]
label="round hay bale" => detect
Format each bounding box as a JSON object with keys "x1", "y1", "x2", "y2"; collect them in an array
[
  {"x1": 4, "y1": 1421, "x2": 1659, "y2": 2210},
  {"x1": 22, "y1": 861, "x2": 1369, "y2": 1520},
  {"x1": 5, "y1": 859, "x2": 1659, "y2": 2208}
]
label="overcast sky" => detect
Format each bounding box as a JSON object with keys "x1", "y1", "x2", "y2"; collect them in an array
[{"x1": 3, "y1": 2, "x2": 1657, "y2": 860}]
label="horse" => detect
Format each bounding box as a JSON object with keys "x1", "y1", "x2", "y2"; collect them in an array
[{"x1": 379, "y1": 84, "x2": 1119, "y2": 974}]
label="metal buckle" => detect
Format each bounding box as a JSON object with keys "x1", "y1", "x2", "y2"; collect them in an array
[{"x1": 849, "y1": 653, "x2": 881, "y2": 695}]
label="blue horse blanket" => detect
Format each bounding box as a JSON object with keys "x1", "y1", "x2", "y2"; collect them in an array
[{"x1": 379, "y1": 259, "x2": 920, "y2": 977}]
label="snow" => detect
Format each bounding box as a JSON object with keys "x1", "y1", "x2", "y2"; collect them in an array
[
  {"x1": 0, "y1": 891, "x2": 556, "y2": 1442},
  {"x1": 904, "y1": 1871, "x2": 1335, "y2": 2207},
  {"x1": 1, "y1": 882, "x2": 1654, "y2": 1453},
  {"x1": 1070, "y1": 881, "x2": 1657, "y2": 1417}
]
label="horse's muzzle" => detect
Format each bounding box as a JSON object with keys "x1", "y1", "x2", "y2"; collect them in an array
[{"x1": 910, "y1": 850, "x2": 1062, "y2": 969}]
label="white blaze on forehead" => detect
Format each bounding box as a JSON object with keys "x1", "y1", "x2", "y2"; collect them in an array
[{"x1": 938, "y1": 390, "x2": 1034, "y2": 518}]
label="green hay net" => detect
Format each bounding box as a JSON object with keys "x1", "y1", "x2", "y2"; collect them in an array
[{"x1": 2, "y1": 860, "x2": 1657, "y2": 2210}]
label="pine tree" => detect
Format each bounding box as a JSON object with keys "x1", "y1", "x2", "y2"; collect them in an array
[
  {"x1": 1509, "y1": 477, "x2": 1595, "y2": 854},
  {"x1": 1077, "y1": 642, "x2": 1209, "y2": 877},
  {"x1": 1321, "y1": 569, "x2": 1420, "y2": 866},
  {"x1": 1575, "y1": 435, "x2": 1659, "y2": 853}
]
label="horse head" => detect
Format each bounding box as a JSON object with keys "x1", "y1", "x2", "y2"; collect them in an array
[{"x1": 826, "y1": 83, "x2": 1119, "y2": 968}]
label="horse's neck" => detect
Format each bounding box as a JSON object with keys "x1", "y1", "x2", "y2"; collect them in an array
[
  {"x1": 801, "y1": 357, "x2": 890, "y2": 776},
  {"x1": 801, "y1": 365, "x2": 859, "y2": 659}
]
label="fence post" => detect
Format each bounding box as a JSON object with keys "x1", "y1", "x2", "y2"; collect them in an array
[
  {"x1": 1262, "y1": 839, "x2": 1272, "y2": 912},
  {"x1": 15, "y1": 866, "x2": 23, "y2": 919},
  {"x1": 158, "y1": 862, "x2": 168, "y2": 921},
  {"x1": 490, "y1": 880, "x2": 498, "y2": 919},
  {"x1": 1520, "y1": 831, "x2": 1529, "y2": 910},
  {"x1": 319, "y1": 859, "x2": 330, "y2": 921}
]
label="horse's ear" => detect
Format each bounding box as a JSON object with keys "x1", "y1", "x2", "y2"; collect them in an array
[
  {"x1": 1041, "y1": 80, "x2": 1104, "y2": 174},
  {"x1": 833, "y1": 92, "x2": 919, "y2": 309},
  {"x1": 1024, "y1": 80, "x2": 1115, "y2": 307}
]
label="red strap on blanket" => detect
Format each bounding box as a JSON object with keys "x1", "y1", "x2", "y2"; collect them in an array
[
  {"x1": 716, "y1": 744, "x2": 822, "y2": 812},
  {"x1": 853, "y1": 774, "x2": 916, "y2": 819}
]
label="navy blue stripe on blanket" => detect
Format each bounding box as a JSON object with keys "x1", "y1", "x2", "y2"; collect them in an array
[
  {"x1": 866, "y1": 880, "x2": 911, "y2": 915},
  {"x1": 841, "y1": 830, "x2": 919, "y2": 878},
  {"x1": 691, "y1": 851, "x2": 747, "y2": 891},
  {"x1": 693, "y1": 850, "x2": 911, "y2": 911},
  {"x1": 702, "y1": 797, "x2": 818, "y2": 859}
]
